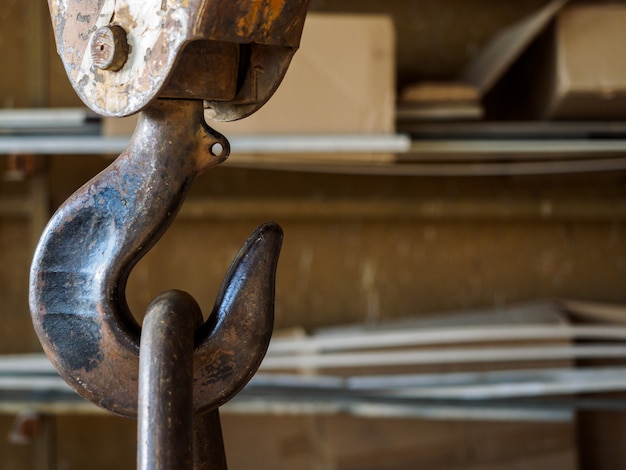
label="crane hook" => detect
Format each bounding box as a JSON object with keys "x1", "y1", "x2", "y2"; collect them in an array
[{"x1": 29, "y1": 99, "x2": 282, "y2": 417}]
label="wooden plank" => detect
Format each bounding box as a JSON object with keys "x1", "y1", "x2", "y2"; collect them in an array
[
  {"x1": 269, "y1": 324, "x2": 626, "y2": 354},
  {"x1": 260, "y1": 344, "x2": 626, "y2": 370}
]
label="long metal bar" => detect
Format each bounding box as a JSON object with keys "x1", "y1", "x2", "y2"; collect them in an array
[
  {"x1": 5, "y1": 134, "x2": 626, "y2": 156},
  {"x1": 268, "y1": 324, "x2": 626, "y2": 355},
  {"x1": 7, "y1": 324, "x2": 626, "y2": 374},
  {"x1": 0, "y1": 135, "x2": 407, "y2": 155},
  {"x1": 0, "y1": 393, "x2": 574, "y2": 423},
  {"x1": 3, "y1": 135, "x2": 626, "y2": 175},
  {"x1": 231, "y1": 135, "x2": 411, "y2": 153},
  {"x1": 14, "y1": 362, "x2": 626, "y2": 422},
  {"x1": 8, "y1": 109, "x2": 626, "y2": 137},
  {"x1": 0, "y1": 136, "x2": 129, "y2": 154},
  {"x1": 11, "y1": 361, "x2": 626, "y2": 401},
  {"x1": 260, "y1": 344, "x2": 626, "y2": 370},
  {"x1": 0, "y1": 109, "x2": 95, "y2": 131},
  {"x1": 6, "y1": 330, "x2": 626, "y2": 377},
  {"x1": 138, "y1": 291, "x2": 201, "y2": 470}
]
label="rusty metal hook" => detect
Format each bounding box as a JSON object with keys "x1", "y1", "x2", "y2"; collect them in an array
[{"x1": 29, "y1": 99, "x2": 282, "y2": 418}]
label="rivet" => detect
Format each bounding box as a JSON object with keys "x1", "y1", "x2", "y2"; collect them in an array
[{"x1": 91, "y1": 25, "x2": 129, "y2": 71}]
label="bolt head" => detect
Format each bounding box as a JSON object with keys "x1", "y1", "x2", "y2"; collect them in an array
[{"x1": 91, "y1": 25, "x2": 129, "y2": 71}]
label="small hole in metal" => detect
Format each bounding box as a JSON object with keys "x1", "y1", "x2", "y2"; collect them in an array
[{"x1": 211, "y1": 142, "x2": 224, "y2": 157}]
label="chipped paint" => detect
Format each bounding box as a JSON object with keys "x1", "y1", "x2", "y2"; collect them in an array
[
  {"x1": 70, "y1": 0, "x2": 182, "y2": 116},
  {"x1": 48, "y1": 0, "x2": 309, "y2": 116}
]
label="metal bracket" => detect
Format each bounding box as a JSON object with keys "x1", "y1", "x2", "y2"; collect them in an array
[{"x1": 47, "y1": 0, "x2": 309, "y2": 117}]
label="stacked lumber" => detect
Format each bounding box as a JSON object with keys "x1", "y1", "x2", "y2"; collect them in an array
[
  {"x1": 2, "y1": 301, "x2": 626, "y2": 468},
  {"x1": 252, "y1": 301, "x2": 626, "y2": 418},
  {"x1": 2, "y1": 301, "x2": 626, "y2": 418}
]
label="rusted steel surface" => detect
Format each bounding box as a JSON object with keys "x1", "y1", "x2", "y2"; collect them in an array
[
  {"x1": 138, "y1": 292, "x2": 233, "y2": 470},
  {"x1": 138, "y1": 290, "x2": 200, "y2": 470},
  {"x1": 47, "y1": 0, "x2": 310, "y2": 116},
  {"x1": 29, "y1": 99, "x2": 283, "y2": 418},
  {"x1": 193, "y1": 409, "x2": 227, "y2": 470}
]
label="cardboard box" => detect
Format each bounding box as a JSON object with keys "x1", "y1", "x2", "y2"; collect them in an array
[
  {"x1": 104, "y1": 14, "x2": 396, "y2": 137},
  {"x1": 460, "y1": 1, "x2": 626, "y2": 120},
  {"x1": 459, "y1": 0, "x2": 566, "y2": 120},
  {"x1": 212, "y1": 13, "x2": 395, "y2": 135},
  {"x1": 528, "y1": 4, "x2": 626, "y2": 120},
  {"x1": 461, "y1": 0, "x2": 566, "y2": 98}
]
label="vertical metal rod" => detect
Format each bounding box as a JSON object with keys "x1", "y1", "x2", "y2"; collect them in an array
[{"x1": 138, "y1": 290, "x2": 202, "y2": 470}]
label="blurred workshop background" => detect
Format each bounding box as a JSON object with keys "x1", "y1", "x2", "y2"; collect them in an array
[{"x1": 1, "y1": 0, "x2": 626, "y2": 468}]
